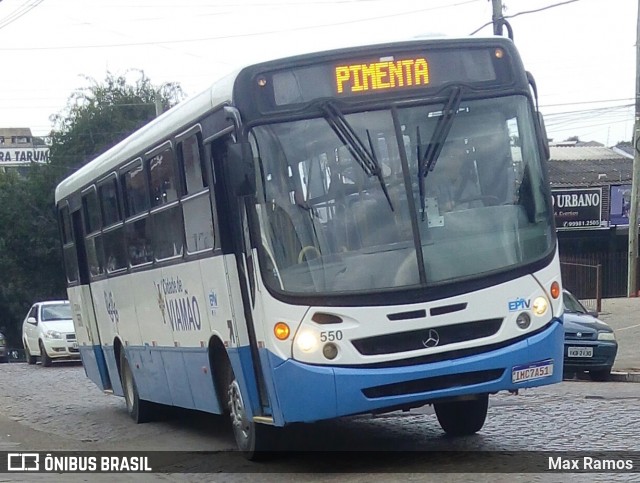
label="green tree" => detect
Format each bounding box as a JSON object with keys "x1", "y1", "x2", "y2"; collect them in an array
[{"x1": 0, "y1": 71, "x2": 184, "y2": 349}]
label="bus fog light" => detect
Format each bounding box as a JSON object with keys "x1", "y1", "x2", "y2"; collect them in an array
[
  {"x1": 296, "y1": 331, "x2": 318, "y2": 353},
  {"x1": 322, "y1": 343, "x2": 339, "y2": 360},
  {"x1": 532, "y1": 297, "x2": 548, "y2": 316},
  {"x1": 516, "y1": 312, "x2": 531, "y2": 329}
]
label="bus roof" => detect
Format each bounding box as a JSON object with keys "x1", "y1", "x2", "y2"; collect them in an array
[
  {"x1": 55, "y1": 36, "x2": 519, "y2": 204},
  {"x1": 54, "y1": 69, "x2": 240, "y2": 203}
]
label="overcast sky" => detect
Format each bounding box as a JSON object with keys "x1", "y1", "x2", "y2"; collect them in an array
[{"x1": 0, "y1": 0, "x2": 635, "y2": 146}]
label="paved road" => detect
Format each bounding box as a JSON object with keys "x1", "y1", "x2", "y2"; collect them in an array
[
  {"x1": 596, "y1": 297, "x2": 640, "y2": 371},
  {"x1": 1, "y1": 363, "x2": 640, "y2": 481}
]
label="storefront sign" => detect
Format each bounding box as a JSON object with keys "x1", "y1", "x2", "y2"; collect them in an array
[
  {"x1": 551, "y1": 188, "x2": 603, "y2": 230},
  {"x1": 0, "y1": 147, "x2": 49, "y2": 164}
]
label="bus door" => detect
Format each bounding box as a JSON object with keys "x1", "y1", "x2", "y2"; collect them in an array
[
  {"x1": 208, "y1": 134, "x2": 273, "y2": 420},
  {"x1": 69, "y1": 207, "x2": 111, "y2": 390}
]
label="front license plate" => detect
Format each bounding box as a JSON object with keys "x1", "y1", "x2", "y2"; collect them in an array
[
  {"x1": 568, "y1": 346, "x2": 593, "y2": 358},
  {"x1": 512, "y1": 359, "x2": 554, "y2": 383}
]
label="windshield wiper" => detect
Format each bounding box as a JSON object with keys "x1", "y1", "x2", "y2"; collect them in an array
[
  {"x1": 321, "y1": 101, "x2": 394, "y2": 211},
  {"x1": 417, "y1": 87, "x2": 463, "y2": 220}
]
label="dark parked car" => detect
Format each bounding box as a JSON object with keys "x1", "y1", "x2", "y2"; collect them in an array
[
  {"x1": 0, "y1": 331, "x2": 7, "y2": 363},
  {"x1": 563, "y1": 290, "x2": 617, "y2": 381}
]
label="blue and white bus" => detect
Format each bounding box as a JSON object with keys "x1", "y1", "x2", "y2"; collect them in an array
[{"x1": 55, "y1": 37, "x2": 563, "y2": 457}]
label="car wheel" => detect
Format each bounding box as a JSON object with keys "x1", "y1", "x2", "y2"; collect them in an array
[
  {"x1": 589, "y1": 368, "x2": 612, "y2": 382},
  {"x1": 119, "y1": 351, "x2": 155, "y2": 423},
  {"x1": 434, "y1": 394, "x2": 489, "y2": 436},
  {"x1": 224, "y1": 364, "x2": 272, "y2": 459},
  {"x1": 24, "y1": 342, "x2": 37, "y2": 365},
  {"x1": 39, "y1": 341, "x2": 53, "y2": 367}
]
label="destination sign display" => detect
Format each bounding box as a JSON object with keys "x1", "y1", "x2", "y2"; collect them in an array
[
  {"x1": 259, "y1": 45, "x2": 510, "y2": 111},
  {"x1": 335, "y1": 58, "x2": 430, "y2": 95}
]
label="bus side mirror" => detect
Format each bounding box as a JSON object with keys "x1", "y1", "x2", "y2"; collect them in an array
[{"x1": 227, "y1": 142, "x2": 256, "y2": 197}]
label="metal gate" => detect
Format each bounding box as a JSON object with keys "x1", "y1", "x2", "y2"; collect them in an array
[{"x1": 560, "y1": 261, "x2": 602, "y2": 313}]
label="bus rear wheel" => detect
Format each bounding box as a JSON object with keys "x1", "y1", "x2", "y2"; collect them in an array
[
  {"x1": 224, "y1": 365, "x2": 272, "y2": 459},
  {"x1": 120, "y1": 351, "x2": 155, "y2": 423},
  {"x1": 434, "y1": 394, "x2": 488, "y2": 436}
]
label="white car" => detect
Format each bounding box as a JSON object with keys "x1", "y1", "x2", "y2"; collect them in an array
[{"x1": 22, "y1": 300, "x2": 80, "y2": 366}]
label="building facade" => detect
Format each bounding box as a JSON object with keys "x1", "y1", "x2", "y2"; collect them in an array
[
  {"x1": 549, "y1": 143, "x2": 635, "y2": 298},
  {"x1": 0, "y1": 128, "x2": 50, "y2": 176}
]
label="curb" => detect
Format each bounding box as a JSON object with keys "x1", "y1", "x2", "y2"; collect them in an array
[{"x1": 609, "y1": 371, "x2": 640, "y2": 383}]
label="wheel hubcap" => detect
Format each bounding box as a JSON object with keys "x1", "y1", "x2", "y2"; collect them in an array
[
  {"x1": 123, "y1": 365, "x2": 134, "y2": 410},
  {"x1": 228, "y1": 380, "x2": 250, "y2": 442}
]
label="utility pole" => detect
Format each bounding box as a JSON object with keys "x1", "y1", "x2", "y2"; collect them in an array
[
  {"x1": 628, "y1": 2, "x2": 640, "y2": 297},
  {"x1": 492, "y1": 0, "x2": 503, "y2": 36}
]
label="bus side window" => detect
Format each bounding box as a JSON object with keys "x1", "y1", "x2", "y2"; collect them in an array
[
  {"x1": 82, "y1": 187, "x2": 105, "y2": 277},
  {"x1": 98, "y1": 176, "x2": 127, "y2": 273},
  {"x1": 59, "y1": 204, "x2": 79, "y2": 284},
  {"x1": 148, "y1": 146, "x2": 184, "y2": 260},
  {"x1": 121, "y1": 160, "x2": 153, "y2": 266},
  {"x1": 178, "y1": 133, "x2": 215, "y2": 253}
]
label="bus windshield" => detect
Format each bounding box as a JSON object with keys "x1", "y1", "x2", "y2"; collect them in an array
[{"x1": 251, "y1": 94, "x2": 554, "y2": 295}]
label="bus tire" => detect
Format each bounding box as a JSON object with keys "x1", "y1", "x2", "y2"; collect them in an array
[
  {"x1": 434, "y1": 394, "x2": 488, "y2": 436},
  {"x1": 119, "y1": 351, "x2": 155, "y2": 423},
  {"x1": 25, "y1": 342, "x2": 37, "y2": 365},
  {"x1": 224, "y1": 364, "x2": 272, "y2": 459},
  {"x1": 39, "y1": 341, "x2": 53, "y2": 367}
]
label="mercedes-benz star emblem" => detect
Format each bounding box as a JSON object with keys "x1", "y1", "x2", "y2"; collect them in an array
[{"x1": 422, "y1": 329, "x2": 440, "y2": 348}]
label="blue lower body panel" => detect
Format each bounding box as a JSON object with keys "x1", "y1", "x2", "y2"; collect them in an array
[
  {"x1": 79, "y1": 345, "x2": 111, "y2": 391},
  {"x1": 101, "y1": 345, "x2": 223, "y2": 414},
  {"x1": 268, "y1": 320, "x2": 564, "y2": 424}
]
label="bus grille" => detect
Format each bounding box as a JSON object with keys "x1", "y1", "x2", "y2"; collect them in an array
[
  {"x1": 351, "y1": 318, "x2": 503, "y2": 356},
  {"x1": 362, "y1": 369, "x2": 505, "y2": 398}
]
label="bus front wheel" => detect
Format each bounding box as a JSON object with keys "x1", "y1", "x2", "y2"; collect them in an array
[
  {"x1": 434, "y1": 394, "x2": 488, "y2": 436},
  {"x1": 225, "y1": 365, "x2": 272, "y2": 458},
  {"x1": 120, "y1": 351, "x2": 155, "y2": 423}
]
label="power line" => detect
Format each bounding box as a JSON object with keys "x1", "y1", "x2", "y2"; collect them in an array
[
  {"x1": 0, "y1": 0, "x2": 44, "y2": 31},
  {"x1": 0, "y1": 0, "x2": 482, "y2": 51}
]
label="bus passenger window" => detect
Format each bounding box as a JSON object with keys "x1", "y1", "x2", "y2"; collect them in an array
[
  {"x1": 103, "y1": 227, "x2": 127, "y2": 272},
  {"x1": 82, "y1": 188, "x2": 102, "y2": 234},
  {"x1": 86, "y1": 234, "x2": 105, "y2": 276},
  {"x1": 126, "y1": 218, "x2": 153, "y2": 265},
  {"x1": 99, "y1": 177, "x2": 121, "y2": 226},
  {"x1": 63, "y1": 245, "x2": 79, "y2": 283},
  {"x1": 152, "y1": 207, "x2": 184, "y2": 260},
  {"x1": 149, "y1": 148, "x2": 179, "y2": 207},
  {"x1": 121, "y1": 160, "x2": 149, "y2": 217},
  {"x1": 179, "y1": 134, "x2": 214, "y2": 253}
]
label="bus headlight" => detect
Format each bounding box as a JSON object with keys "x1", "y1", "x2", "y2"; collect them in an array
[
  {"x1": 532, "y1": 296, "x2": 548, "y2": 316},
  {"x1": 296, "y1": 331, "x2": 318, "y2": 353}
]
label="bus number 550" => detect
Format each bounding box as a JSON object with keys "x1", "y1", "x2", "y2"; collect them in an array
[{"x1": 320, "y1": 331, "x2": 343, "y2": 342}]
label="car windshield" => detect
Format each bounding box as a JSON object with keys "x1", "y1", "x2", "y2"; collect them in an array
[
  {"x1": 563, "y1": 292, "x2": 587, "y2": 314},
  {"x1": 250, "y1": 95, "x2": 554, "y2": 295},
  {"x1": 41, "y1": 304, "x2": 71, "y2": 321}
]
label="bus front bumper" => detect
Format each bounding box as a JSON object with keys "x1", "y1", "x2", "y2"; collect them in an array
[{"x1": 267, "y1": 319, "x2": 563, "y2": 424}]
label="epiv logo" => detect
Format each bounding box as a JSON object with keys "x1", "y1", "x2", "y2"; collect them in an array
[{"x1": 508, "y1": 297, "x2": 531, "y2": 311}]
